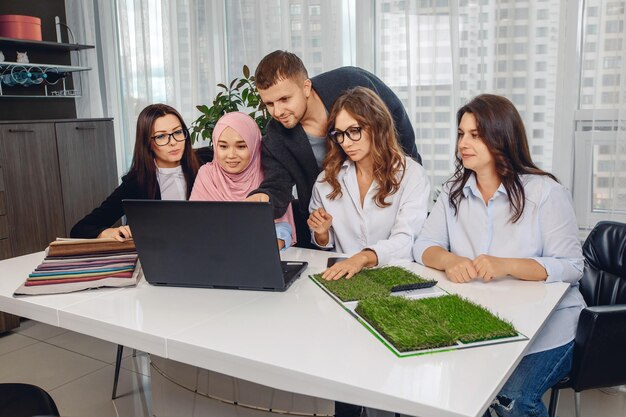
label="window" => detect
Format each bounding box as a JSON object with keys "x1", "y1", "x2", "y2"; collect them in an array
[
  {"x1": 606, "y1": 20, "x2": 624, "y2": 33},
  {"x1": 534, "y1": 112, "x2": 545, "y2": 122},
  {"x1": 603, "y1": 56, "x2": 622, "y2": 69},
  {"x1": 309, "y1": 5, "x2": 321, "y2": 16},
  {"x1": 515, "y1": 8, "x2": 529, "y2": 19},
  {"x1": 435, "y1": 112, "x2": 449, "y2": 122},
  {"x1": 513, "y1": 59, "x2": 526, "y2": 71},
  {"x1": 535, "y1": 78, "x2": 546, "y2": 88},
  {"x1": 435, "y1": 159, "x2": 450, "y2": 170},
  {"x1": 514, "y1": 26, "x2": 527, "y2": 37},
  {"x1": 602, "y1": 74, "x2": 620, "y2": 86},
  {"x1": 601, "y1": 91, "x2": 619, "y2": 104},
  {"x1": 435, "y1": 96, "x2": 450, "y2": 106},
  {"x1": 418, "y1": 112, "x2": 432, "y2": 122},
  {"x1": 605, "y1": 38, "x2": 623, "y2": 51}
]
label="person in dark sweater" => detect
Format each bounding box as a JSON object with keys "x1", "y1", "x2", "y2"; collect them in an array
[
  {"x1": 246, "y1": 51, "x2": 421, "y2": 248},
  {"x1": 70, "y1": 104, "x2": 200, "y2": 240}
]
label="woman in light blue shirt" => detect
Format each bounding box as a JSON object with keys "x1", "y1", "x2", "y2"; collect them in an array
[
  {"x1": 308, "y1": 87, "x2": 430, "y2": 280},
  {"x1": 413, "y1": 94, "x2": 585, "y2": 417}
]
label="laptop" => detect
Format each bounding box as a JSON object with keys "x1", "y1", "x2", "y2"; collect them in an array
[{"x1": 122, "y1": 200, "x2": 308, "y2": 291}]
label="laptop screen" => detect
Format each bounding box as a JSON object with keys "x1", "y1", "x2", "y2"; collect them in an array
[{"x1": 122, "y1": 200, "x2": 305, "y2": 291}]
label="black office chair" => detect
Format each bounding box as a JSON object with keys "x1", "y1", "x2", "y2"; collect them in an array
[
  {"x1": 548, "y1": 221, "x2": 626, "y2": 417},
  {"x1": 0, "y1": 383, "x2": 60, "y2": 417}
]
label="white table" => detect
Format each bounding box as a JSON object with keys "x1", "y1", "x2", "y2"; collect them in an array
[{"x1": 0, "y1": 248, "x2": 568, "y2": 417}]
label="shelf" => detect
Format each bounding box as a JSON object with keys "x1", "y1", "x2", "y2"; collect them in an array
[
  {"x1": 0, "y1": 37, "x2": 94, "y2": 51},
  {"x1": 0, "y1": 94, "x2": 81, "y2": 99},
  {"x1": 0, "y1": 61, "x2": 91, "y2": 72}
]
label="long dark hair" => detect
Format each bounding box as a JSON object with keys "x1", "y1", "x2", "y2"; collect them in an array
[
  {"x1": 323, "y1": 87, "x2": 406, "y2": 208},
  {"x1": 126, "y1": 104, "x2": 200, "y2": 199},
  {"x1": 448, "y1": 94, "x2": 557, "y2": 223}
]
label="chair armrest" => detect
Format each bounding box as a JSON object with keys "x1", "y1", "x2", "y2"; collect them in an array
[{"x1": 571, "y1": 304, "x2": 626, "y2": 391}]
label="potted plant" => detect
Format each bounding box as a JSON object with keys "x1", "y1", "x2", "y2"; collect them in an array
[{"x1": 190, "y1": 65, "x2": 271, "y2": 162}]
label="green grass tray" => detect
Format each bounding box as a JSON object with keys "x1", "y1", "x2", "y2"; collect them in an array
[
  {"x1": 311, "y1": 266, "x2": 524, "y2": 357},
  {"x1": 312, "y1": 266, "x2": 437, "y2": 302}
]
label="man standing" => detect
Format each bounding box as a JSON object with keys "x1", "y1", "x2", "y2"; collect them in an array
[{"x1": 247, "y1": 51, "x2": 421, "y2": 240}]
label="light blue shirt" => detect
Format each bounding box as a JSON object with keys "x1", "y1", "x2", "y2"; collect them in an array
[
  {"x1": 275, "y1": 222, "x2": 293, "y2": 251},
  {"x1": 413, "y1": 173, "x2": 586, "y2": 354},
  {"x1": 310, "y1": 158, "x2": 430, "y2": 265}
]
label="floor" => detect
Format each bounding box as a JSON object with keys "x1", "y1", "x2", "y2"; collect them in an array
[{"x1": 0, "y1": 319, "x2": 624, "y2": 417}]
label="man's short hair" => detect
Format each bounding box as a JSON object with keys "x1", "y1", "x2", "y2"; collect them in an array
[{"x1": 254, "y1": 50, "x2": 309, "y2": 90}]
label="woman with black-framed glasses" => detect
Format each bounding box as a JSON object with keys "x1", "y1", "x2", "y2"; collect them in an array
[
  {"x1": 308, "y1": 87, "x2": 430, "y2": 280},
  {"x1": 71, "y1": 103, "x2": 200, "y2": 240}
]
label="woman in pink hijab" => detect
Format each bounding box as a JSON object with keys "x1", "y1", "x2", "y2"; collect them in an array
[{"x1": 191, "y1": 112, "x2": 296, "y2": 249}]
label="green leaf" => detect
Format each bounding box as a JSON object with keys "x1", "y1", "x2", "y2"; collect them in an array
[
  {"x1": 196, "y1": 105, "x2": 209, "y2": 114},
  {"x1": 217, "y1": 83, "x2": 228, "y2": 90},
  {"x1": 229, "y1": 78, "x2": 239, "y2": 89},
  {"x1": 243, "y1": 65, "x2": 250, "y2": 79},
  {"x1": 235, "y1": 79, "x2": 246, "y2": 89}
]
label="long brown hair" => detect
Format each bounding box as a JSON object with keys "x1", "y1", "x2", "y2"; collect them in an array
[
  {"x1": 126, "y1": 104, "x2": 200, "y2": 199},
  {"x1": 323, "y1": 87, "x2": 406, "y2": 208},
  {"x1": 448, "y1": 94, "x2": 557, "y2": 223}
]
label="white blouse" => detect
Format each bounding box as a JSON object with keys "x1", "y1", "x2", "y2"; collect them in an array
[
  {"x1": 309, "y1": 157, "x2": 430, "y2": 266},
  {"x1": 156, "y1": 164, "x2": 187, "y2": 201}
]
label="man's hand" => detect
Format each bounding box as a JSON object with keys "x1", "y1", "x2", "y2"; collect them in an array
[{"x1": 245, "y1": 193, "x2": 270, "y2": 203}]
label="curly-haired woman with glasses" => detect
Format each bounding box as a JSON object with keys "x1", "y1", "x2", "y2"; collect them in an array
[
  {"x1": 308, "y1": 87, "x2": 430, "y2": 280},
  {"x1": 71, "y1": 103, "x2": 200, "y2": 240}
]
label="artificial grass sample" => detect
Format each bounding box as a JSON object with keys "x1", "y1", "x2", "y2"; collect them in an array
[
  {"x1": 355, "y1": 294, "x2": 518, "y2": 352},
  {"x1": 312, "y1": 266, "x2": 436, "y2": 302}
]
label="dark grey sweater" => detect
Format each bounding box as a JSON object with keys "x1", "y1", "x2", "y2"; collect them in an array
[{"x1": 253, "y1": 66, "x2": 421, "y2": 222}]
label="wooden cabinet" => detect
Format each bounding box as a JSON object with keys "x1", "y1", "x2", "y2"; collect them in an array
[
  {"x1": 0, "y1": 123, "x2": 66, "y2": 257},
  {"x1": 0, "y1": 118, "x2": 116, "y2": 257},
  {"x1": 55, "y1": 121, "x2": 118, "y2": 237},
  {"x1": 0, "y1": 118, "x2": 116, "y2": 332}
]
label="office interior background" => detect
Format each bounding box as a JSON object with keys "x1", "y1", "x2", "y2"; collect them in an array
[
  {"x1": 0, "y1": 0, "x2": 625, "y2": 416},
  {"x1": 66, "y1": 0, "x2": 626, "y2": 235}
]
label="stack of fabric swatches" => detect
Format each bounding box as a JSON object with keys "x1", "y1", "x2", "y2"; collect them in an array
[{"x1": 14, "y1": 238, "x2": 141, "y2": 296}]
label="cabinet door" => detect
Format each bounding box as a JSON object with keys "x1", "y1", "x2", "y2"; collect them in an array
[
  {"x1": 55, "y1": 121, "x2": 118, "y2": 237},
  {"x1": 0, "y1": 124, "x2": 66, "y2": 257}
]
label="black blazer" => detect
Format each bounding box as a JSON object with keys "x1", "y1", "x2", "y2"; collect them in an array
[
  {"x1": 252, "y1": 66, "x2": 421, "y2": 220},
  {"x1": 70, "y1": 174, "x2": 162, "y2": 238}
]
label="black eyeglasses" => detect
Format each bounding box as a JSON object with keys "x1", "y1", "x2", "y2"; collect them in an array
[
  {"x1": 328, "y1": 126, "x2": 362, "y2": 144},
  {"x1": 151, "y1": 129, "x2": 188, "y2": 146}
]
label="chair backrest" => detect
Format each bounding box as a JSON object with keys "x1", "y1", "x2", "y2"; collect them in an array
[{"x1": 579, "y1": 221, "x2": 626, "y2": 307}]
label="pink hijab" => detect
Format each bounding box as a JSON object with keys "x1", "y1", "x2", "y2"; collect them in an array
[{"x1": 191, "y1": 112, "x2": 297, "y2": 245}]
